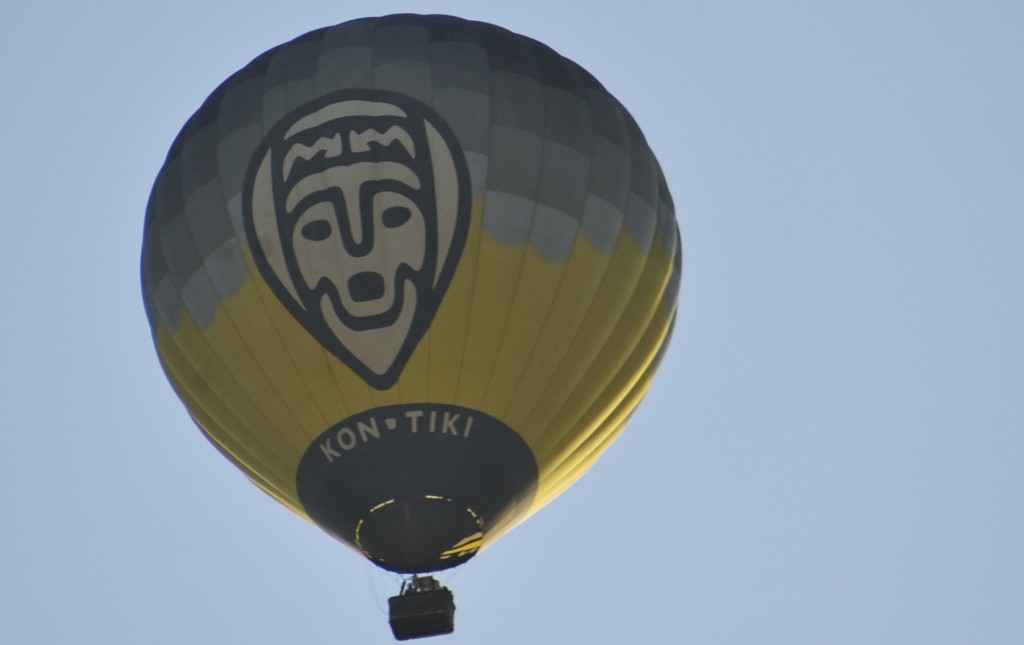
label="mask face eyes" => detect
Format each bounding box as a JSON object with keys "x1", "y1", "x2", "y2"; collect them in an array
[
  {"x1": 382, "y1": 205, "x2": 412, "y2": 229},
  {"x1": 371, "y1": 190, "x2": 427, "y2": 278},
  {"x1": 301, "y1": 218, "x2": 333, "y2": 242}
]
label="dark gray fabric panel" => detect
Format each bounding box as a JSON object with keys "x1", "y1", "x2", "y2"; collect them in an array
[
  {"x1": 432, "y1": 88, "x2": 490, "y2": 156},
  {"x1": 489, "y1": 70, "x2": 544, "y2": 133},
  {"x1": 431, "y1": 41, "x2": 489, "y2": 92},
  {"x1": 485, "y1": 125, "x2": 543, "y2": 199},
  {"x1": 535, "y1": 141, "x2": 590, "y2": 223},
  {"x1": 142, "y1": 14, "x2": 678, "y2": 334},
  {"x1": 624, "y1": 139, "x2": 658, "y2": 253},
  {"x1": 261, "y1": 39, "x2": 318, "y2": 132},
  {"x1": 317, "y1": 21, "x2": 374, "y2": 91},
  {"x1": 215, "y1": 76, "x2": 266, "y2": 199},
  {"x1": 374, "y1": 24, "x2": 433, "y2": 103}
]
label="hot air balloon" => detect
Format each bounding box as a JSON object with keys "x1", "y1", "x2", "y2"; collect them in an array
[{"x1": 141, "y1": 13, "x2": 679, "y2": 640}]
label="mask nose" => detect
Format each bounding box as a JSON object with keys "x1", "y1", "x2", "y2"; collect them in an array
[{"x1": 348, "y1": 271, "x2": 386, "y2": 302}]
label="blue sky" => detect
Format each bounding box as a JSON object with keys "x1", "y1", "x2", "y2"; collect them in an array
[{"x1": 2, "y1": 2, "x2": 1022, "y2": 643}]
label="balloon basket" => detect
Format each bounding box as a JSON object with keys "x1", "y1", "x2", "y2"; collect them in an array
[{"x1": 388, "y1": 575, "x2": 456, "y2": 640}]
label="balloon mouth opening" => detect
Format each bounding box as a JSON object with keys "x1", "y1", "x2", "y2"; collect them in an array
[
  {"x1": 356, "y1": 495, "x2": 484, "y2": 573},
  {"x1": 296, "y1": 403, "x2": 540, "y2": 573}
]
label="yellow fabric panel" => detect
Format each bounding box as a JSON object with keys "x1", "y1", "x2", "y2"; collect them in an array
[
  {"x1": 157, "y1": 315, "x2": 301, "y2": 470},
  {"x1": 456, "y1": 233, "x2": 529, "y2": 408},
  {"x1": 157, "y1": 247, "x2": 367, "y2": 509},
  {"x1": 457, "y1": 232, "x2": 675, "y2": 539},
  {"x1": 199, "y1": 422, "x2": 308, "y2": 520},
  {"x1": 525, "y1": 231, "x2": 674, "y2": 465},
  {"x1": 235, "y1": 244, "x2": 382, "y2": 421},
  {"x1": 534, "y1": 303, "x2": 671, "y2": 510},
  {"x1": 157, "y1": 227, "x2": 676, "y2": 538},
  {"x1": 485, "y1": 354, "x2": 657, "y2": 544},
  {"x1": 155, "y1": 318, "x2": 302, "y2": 511},
  {"x1": 498, "y1": 238, "x2": 612, "y2": 432},
  {"x1": 393, "y1": 335, "x2": 431, "y2": 405},
  {"x1": 195, "y1": 275, "x2": 326, "y2": 446},
  {"x1": 481, "y1": 245, "x2": 567, "y2": 417},
  {"x1": 323, "y1": 348, "x2": 375, "y2": 417},
  {"x1": 516, "y1": 239, "x2": 647, "y2": 451},
  {"x1": 420, "y1": 199, "x2": 486, "y2": 403},
  {"x1": 367, "y1": 376, "x2": 405, "y2": 410}
]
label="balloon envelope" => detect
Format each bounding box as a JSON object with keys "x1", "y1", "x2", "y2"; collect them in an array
[{"x1": 142, "y1": 13, "x2": 680, "y2": 574}]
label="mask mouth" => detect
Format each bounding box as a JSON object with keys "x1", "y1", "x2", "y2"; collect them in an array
[{"x1": 348, "y1": 271, "x2": 386, "y2": 302}]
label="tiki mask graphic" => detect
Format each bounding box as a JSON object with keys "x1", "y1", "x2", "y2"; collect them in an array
[{"x1": 244, "y1": 91, "x2": 470, "y2": 389}]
